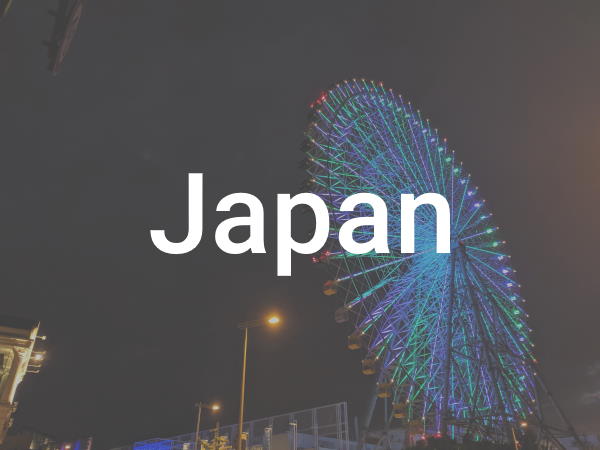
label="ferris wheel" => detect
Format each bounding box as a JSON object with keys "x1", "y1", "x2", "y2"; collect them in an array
[{"x1": 301, "y1": 79, "x2": 582, "y2": 448}]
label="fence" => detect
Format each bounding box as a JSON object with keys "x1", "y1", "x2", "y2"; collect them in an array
[{"x1": 110, "y1": 402, "x2": 350, "y2": 450}]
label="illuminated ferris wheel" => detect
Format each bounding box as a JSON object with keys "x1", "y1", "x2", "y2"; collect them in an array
[{"x1": 301, "y1": 79, "x2": 582, "y2": 448}]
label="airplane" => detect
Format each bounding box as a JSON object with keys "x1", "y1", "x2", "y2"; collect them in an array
[{"x1": 45, "y1": 0, "x2": 84, "y2": 74}]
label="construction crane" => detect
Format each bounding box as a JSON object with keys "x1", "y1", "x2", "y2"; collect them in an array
[
  {"x1": 45, "y1": 0, "x2": 84, "y2": 74},
  {"x1": 0, "y1": 0, "x2": 13, "y2": 20}
]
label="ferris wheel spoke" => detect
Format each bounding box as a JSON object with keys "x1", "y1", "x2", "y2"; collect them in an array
[
  {"x1": 408, "y1": 120, "x2": 438, "y2": 194},
  {"x1": 463, "y1": 282, "x2": 534, "y2": 364},
  {"x1": 337, "y1": 256, "x2": 406, "y2": 283},
  {"x1": 368, "y1": 111, "x2": 429, "y2": 194},
  {"x1": 464, "y1": 245, "x2": 508, "y2": 261},
  {"x1": 344, "y1": 129, "x2": 419, "y2": 198},
  {"x1": 385, "y1": 112, "x2": 427, "y2": 190},
  {"x1": 385, "y1": 269, "x2": 449, "y2": 381},
  {"x1": 390, "y1": 111, "x2": 429, "y2": 186},
  {"x1": 451, "y1": 175, "x2": 473, "y2": 229},
  {"x1": 458, "y1": 256, "x2": 536, "y2": 402},
  {"x1": 462, "y1": 254, "x2": 517, "y2": 302},
  {"x1": 360, "y1": 259, "x2": 448, "y2": 354},
  {"x1": 464, "y1": 252, "x2": 517, "y2": 285}
]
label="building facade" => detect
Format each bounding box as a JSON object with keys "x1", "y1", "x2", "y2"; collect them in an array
[{"x1": 0, "y1": 315, "x2": 44, "y2": 443}]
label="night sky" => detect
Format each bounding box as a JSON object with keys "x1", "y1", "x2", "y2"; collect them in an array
[{"x1": 1, "y1": 2, "x2": 599, "y2": 448}]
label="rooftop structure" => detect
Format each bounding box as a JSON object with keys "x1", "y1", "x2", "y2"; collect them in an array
[{"x1": 0, "y1": 315, "x2": 45, "y2": 443}]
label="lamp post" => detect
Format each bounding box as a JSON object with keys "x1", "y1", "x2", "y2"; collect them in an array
[
  {"x1": 194, "y1": 402, "x2": 220, "y2": 450},
  {"x1": 237, "y1": 315, "x2": 281, "y2": 450}
]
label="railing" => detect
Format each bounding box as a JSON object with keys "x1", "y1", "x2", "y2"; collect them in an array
[{"x1": 110, "y1": 402, "x2": 350, "y2": 450}]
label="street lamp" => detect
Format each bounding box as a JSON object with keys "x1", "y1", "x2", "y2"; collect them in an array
[
  {"x1": 237, "y1": 315, "x2": 281, "y2": 450},
  {"x1": 194, "y1": 402, "x2": 221, "y2": 450}
]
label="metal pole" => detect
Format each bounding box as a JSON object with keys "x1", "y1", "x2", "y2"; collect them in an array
[
  {"x1": 290, "y1": 420, "x2": 298, "y2": 450},
  {"x1": 358, "y1": 380, "x2": 379, "y2": 450},
  {"x1": 237, "y1": 327, "x2": 249, "y2": 450},
  {"x1": 214, "y1": 420, "x2": 220, "y2": 449},
  {"x1": 441, "y1": 250, "x2": 457, "y2": 436},
  {"x1": 313, "y1": 407, "x2": 319, "y2": 450},
  {"x1": 536, "y1": 371, "x2": 583, "y2": 449},
  {"x1": 195, "y1": 403, "x2": 203, "y2": 450},
  {"x1": 264, "y1": 425, "x2": 272, "y2": 450}
]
